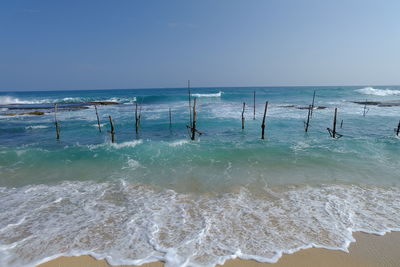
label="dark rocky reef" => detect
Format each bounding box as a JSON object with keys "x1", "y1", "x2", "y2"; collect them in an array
[
  {"x1": 87, "y1": 101, "x2": 120, "y2": 105},
  {"x1": 297, "y1": 106, "x2": 327, "y2": 110},
  {"x1": 279, "y1": 105, "x2": 327, "y2": 110},
  {"x1": 352, "y1": 100, "x2": 400, "y2": 107},
  {"x1": 4, "y1": 111, "x2": 45, "y2": 116}
]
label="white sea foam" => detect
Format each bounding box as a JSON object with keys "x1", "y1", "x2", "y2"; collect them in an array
[
  {"x1": 356, "y1": 87, "x2": 400, "y2": 96},
  {"x1": 191, "y1": 91, "x2": 222, "y2": 98},
  {"x1": 86, "y1": 140, "x2": 143, "y2": 150},
  {"x1": 0, "y1": 181, "x2": 399, "y2": 267},
  {"x1": 122, "y1": 158, "x2": 141, "y2": 170},
  {"x1": 168, "y1": 140, "x2": 189, "y2": 147},
  {"x1": 25, "y1": 125, "x2": 49, "y2": 130},
  {"x1": 101, "y1": 97, "x2": 136, "y2": 104},
  {"x1": 0, "y1": 96, "x2": 137, "y2": 105},
  {"x1": 59, "y1": 97, "x2": 86, "y2": 103},
  {"x1": 0, "y1": 96, "x2": 47, "y2": 105},
  {"x1": 111, "y1": 140, "x2": 143, "y2": 149}
]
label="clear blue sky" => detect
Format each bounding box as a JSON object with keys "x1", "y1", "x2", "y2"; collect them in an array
[{"x1": 1, "y1": 0, "x2": 399, "y2": 91}]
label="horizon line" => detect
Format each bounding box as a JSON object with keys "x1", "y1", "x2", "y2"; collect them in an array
[{"x1": 0, "y1": 84, "x2": 398, "y2": 93}]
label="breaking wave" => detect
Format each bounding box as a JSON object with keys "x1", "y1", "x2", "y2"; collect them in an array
[
  {"x1": 0, "y1": 96, "x2": 46, "y2": 105},
  {"x1": 168, "y1": 140, "x2": 189, "y2": 147},
  {"x1": 0, "y1": 96, "x2": 137, "y2": 105},
  {"x1": 25, "y1": 125, "x2": 49, "y2": 130},
  {"x1": 191, "y1": 92, "x2": 222, "y2": 98},
  {"x1": 356, "y1": 87, "x2": 400, "y2": 96}
]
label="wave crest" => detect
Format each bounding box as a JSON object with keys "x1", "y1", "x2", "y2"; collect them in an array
[
  {"x1": 168, "y1": 140, "x2": 189, "y2": 147},
  {"x1": 0, "y1": 96, "x2": 46, "y2": 105},
  {"x1": 356, "y1": 87, "x2": 400, "y2": 96},
  {"x1": 191, "y1": 91, "x2": 222, "y2": 98}
]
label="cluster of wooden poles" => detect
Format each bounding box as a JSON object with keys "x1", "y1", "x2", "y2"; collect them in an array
[{"x1": 52, "y1": 87, "x2": 400, "y2": 142}]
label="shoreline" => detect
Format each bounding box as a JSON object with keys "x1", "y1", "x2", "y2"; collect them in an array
[{"x1": 37, "y1": 231, "x2": 400, "y2": 267}]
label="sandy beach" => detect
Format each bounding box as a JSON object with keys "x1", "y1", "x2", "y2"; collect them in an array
[{"x1": 38, "y1": 231, "x2": 400, "y2": 267}]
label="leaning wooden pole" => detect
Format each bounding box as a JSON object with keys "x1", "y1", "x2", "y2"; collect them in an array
[
  {"x1": 396, "y1": 120, "x2": 400, "y2": 136},
  {"x1": 109, "y1": 115, "x2": 115, "y2": 143},
  {"x1": 94, "y1": 105, "x2": 101, "y2": 133},
  {"x1": 304, "y1": 105, "x2": 311, "y2": 132},
  {"x1": 310, "y1": 90, "x2": 316, "y2": 117},
  {"x1": 54, "y1": 104, "x2": 60, "y2": 140},
  {"x1": 261, "y1": 101, "x2": 268, "y2": 139},
  {"x1": 332, "y1": 108, "x2": 338, "y2": 138},
  {"x1": 191, "y1": 98, "x2": 197, "y2": 140},
  {"x1": 241, "y1": 102, "x2": 246, "y2": 130},
  {"x1": 253, "y1": 91, "x2": 256, "y2": 120}
]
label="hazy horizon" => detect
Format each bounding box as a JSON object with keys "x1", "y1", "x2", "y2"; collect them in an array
[
  {"x1": 1, "y1": 0, "x2": 399, "y2": 91},
  {"x1": 1, "y1": 84, "x2": 400, "y2": 93}
]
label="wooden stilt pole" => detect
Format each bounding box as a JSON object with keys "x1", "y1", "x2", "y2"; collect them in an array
[
  {"x1": 138, "y1": 100, "x2": 142, "y2": 130},
  {"x1": 363, "y1": 99, "x2": 368, "y2": 117},
  {"x1": 109, "y1": 115, "x2": 115, "y2": 143},
  {"x1": 261, "y1": 101, "x2": 268, "y2": 139},
  {"x1": 94, "y1": 105, "x2": 101, "y2": 132},
  {"x1": 186, "y1": 97, "x2": 202, "y2": 140},
  {"x1": 135, "y1": 102, "x2": 139, "y2": 134},
  {"x1": 191, "y1": 98, "x2": 197, "y2": 140},
  {"x1": 310, "y1": 91, "x2": 316, "y2": 117},
  {"x1": 332, "y1": 108, "x2": 337, "y2": 138},
  {"x1": 340, "y1": 120, "x2": 344, "y2": 129},
  {"x1": 253, "y1": 91, "x2": 256, "y2": 120},
  {"x1": 169, "y1": 108, "x2": 172, "y2": 128},
  {"x1": 395, "y1": 120, "x2": 400, "y2": 136},
  {"x1": 188, "y1": 80, "x2": 192, "y2": 125},
  {"x1": 54, "y1": 104, "x2": 60, "y2": 140},
  {"x1": 241, "y1": 102, "x2": 246, "y2": 130},
  {"x1": 304, "y1": 105, "x2": 311, "y2": 132},
  {"x1": 327, "y1": 108, "x2": 343, "y2": 138}
]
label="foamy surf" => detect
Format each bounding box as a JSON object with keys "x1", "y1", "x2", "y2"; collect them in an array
[
  {"x1": 0, "y1": 181, "x2": 399, "y2": 267},
  {"x1": 25, "y1": 125, "x2": 49, "y2": 130},
  {"x1": 0, "y1": 96, "x2": 47, "y2": 105},
  {"x1": 191, "y1": 91, "x2": 222, "y2": 98},
  {"x1": 169, "y1": 140, "x2": 189, "y2": 147},
  {"x1": 356, "y1": 87, "x2": 400, "y2": 96},
  {"x1": 110, "y1": 140, "x2": 143, "y2": 149},
  {"x1": 86, "y1": 140, "x2": 143, "y2": 150}
]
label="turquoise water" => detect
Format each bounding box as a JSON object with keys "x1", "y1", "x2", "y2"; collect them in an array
[{"x1": 0, "y1": 86, "x2": 399, "y2": 267}]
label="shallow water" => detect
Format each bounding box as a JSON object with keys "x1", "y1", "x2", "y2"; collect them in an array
[{"x1": 0, "y1": 86, "x2": 399, "y2": 267}]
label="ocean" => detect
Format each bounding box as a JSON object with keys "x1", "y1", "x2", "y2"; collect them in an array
[{"x1": 0, "y1": 86, "x2": 399, "y2": 267}]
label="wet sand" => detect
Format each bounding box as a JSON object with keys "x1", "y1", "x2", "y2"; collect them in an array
[{"x1": 37, "y1": 231, "x2": 400, "y2": 267}]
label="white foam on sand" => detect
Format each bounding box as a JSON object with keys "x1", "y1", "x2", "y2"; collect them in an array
[{"x1": 0, "y1": 181, "x2": 399, "y2": 267}]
